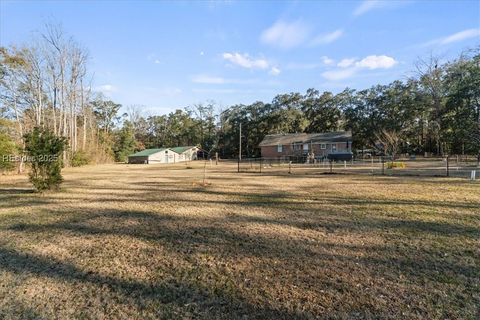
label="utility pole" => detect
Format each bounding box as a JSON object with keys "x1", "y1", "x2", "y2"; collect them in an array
[
  {"x1": 239, "y1": 122, "x2": 242, "y2": 161},
  {"x1": 237, "y1": 123, "x2": 242, "y2": 173},
  {"x1": 446, "y1": 155, "x2": 450, "y2": 177}
]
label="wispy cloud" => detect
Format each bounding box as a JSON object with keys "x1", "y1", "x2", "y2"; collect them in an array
[
  {"x1": 286, "y1": 56, "x2": 335, "y2": 70},
  {"x1": 222, "y1": 52, "x2": 269, "y2": 69},
  {"x1": 310, "y1": 29, "x2": 344, "y2": 45},
  {"x1": 97, "y1": 84, "x2": 117, "y2": 94},
  {"x1": 192, "y1": 88, "x2": 277, "y2": 94},
  {"x1": 269, "y1": 67, "x2": 281, "y2": 76},
  {"x1": 191, "y1": 74, "x2": 270, "y2": 85},
  {"x1": 156, "y1": 87, "x2": 182, "y2": 96},
  {"x1": 353, "y1": 0, "x2": 385, "y2": 16},
  {"x1": 353, "y1": 0, "x2": 409, "y2": 17},
  {"x1": 142, "y1": 86, "x2": 182, "y2": 96},
  {"x1": 260, "y1": 20, "x2": 310, "y2": 49},
  {"x1": 191, "y1": 75, "x2": 226, "y2": 84},
  {"x1": 147, "y1": 53, "x2": 161, "y2": 64},
  {"x1": 322, "y1": 55, "x2": 397, "y2": 81},
  {"x1": 322, "y1": 68, "x2": 358, "y2": 81},
  {"x1": 261, "y1": 20, "x2": 344, "y2": 48},
  {"x1": 423, "y1": 28, "x2": 480, "y2": 46},
  {"x1": 321, "y1": 56, "x2": 335, "y2": 66}
]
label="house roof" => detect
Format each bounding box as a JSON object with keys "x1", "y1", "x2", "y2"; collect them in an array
[
  {"x1": 128, "y1": 148, "x2": 167, "y2": 157},
  {"x1": 128, "y1": 146, "x2": 197, "y2": 157},
  {"x1": 170, "y1": 146, "x2": 196, "y2": 154},
  {"x1": 259, "y1": 131, "x2": 352, "y2": 146}
]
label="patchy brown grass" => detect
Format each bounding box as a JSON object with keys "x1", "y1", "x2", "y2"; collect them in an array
[{"x1": 0, "y1": 162, "x2": 479, "y2": 319}]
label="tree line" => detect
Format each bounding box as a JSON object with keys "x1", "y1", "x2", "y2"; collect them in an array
[
  {"x1": 120, "y1": 50, "x2": 480, "y2": 160},
  {"x1": 1, "y1": 24, "x2": 479, "y2": 175}
]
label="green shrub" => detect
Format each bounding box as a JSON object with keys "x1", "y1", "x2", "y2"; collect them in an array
[
  {"x1": 71, "y1": 150, "x2": 90, "y2": 167},
  {"x1": 387, "y1": 161, "x2": 406, "y2": 169},
  {"x1": 0, "y1": 132, "x2": 17, "y2": 172},
  {"x1": 24, "y1": 127, "x2": 67, "y2": 192}
]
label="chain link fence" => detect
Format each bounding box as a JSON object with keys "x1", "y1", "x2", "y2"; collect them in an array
[{"x1": 231, "y1": 156, "x2": 479, "y2": 180}]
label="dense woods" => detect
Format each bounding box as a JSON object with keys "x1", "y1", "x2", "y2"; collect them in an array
[{"x1": 1, "y1": 25, "x2": 479, "y2": 173}]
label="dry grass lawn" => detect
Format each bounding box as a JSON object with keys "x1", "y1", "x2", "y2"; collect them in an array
[{"x1": 0, "y1": 162, "x2": 479, "y2": 319}]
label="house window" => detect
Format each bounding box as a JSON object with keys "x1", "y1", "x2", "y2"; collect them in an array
[
  {"x1": 277, "y1": 144, "x2": 283, "y2": 153},
  {"x1": 293, "y1": 143, "x2": 302, "y2": 151},
  {"x1": 320, "y1": 143, "x2": 326, "y2": 150},
  {"x1": 332, "y1": 143, "x2": 337, "y2": 151},
  {"x1": 303, "y1": 144, "x2": 309, "y2": 151}
]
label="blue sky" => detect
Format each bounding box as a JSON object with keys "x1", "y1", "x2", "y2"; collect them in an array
[{"x1": 1, "y1": 0, "x2": 479, "y2": 114}]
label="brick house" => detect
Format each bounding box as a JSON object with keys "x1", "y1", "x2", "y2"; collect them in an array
[{"x1": 259, "y1": 131, "x2": 352, "y2": 159}]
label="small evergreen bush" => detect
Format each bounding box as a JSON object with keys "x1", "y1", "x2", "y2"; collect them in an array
[
  {"x1": 24, "y1": 127, "x2": 67, "y2": 191},
  {"x1": 71, "y1": 150, "x2": 90, "y2": 167},
  {"x1": 0, "y1": 132, "x2": 17, "y2": 172}
]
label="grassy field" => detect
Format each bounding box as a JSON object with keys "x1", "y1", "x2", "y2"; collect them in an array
[{"x1": 0, "y1": 162, "x2": 479, "y2": 319}]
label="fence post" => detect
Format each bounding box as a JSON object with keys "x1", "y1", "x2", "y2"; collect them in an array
[
  {"x1": 237, "y1": 156, "x2": 240, "y2": 173},
  {"x1": 471, "y1": 170, "x2": 476, "y2": 181},
  {"x1": 215, "y1": 152, "x2": 218, "y2": 165},
  {"x1": 330, "y1": 160, "x2": 333, "y2": 173},
  {"x1": 446, "y1": 155, "x2": 450, "y2": 177},
  {"x1": 289, "y1": 161, "x2": 292, "y2": 174},
  {"x1": 260, "y1": 158, "x2": 262, "y2": 173},
  {"x1": 203, "y1": 161, "x2": 207, "y2": 185},
  {"x1": 381, "y1": 157, "x2": 385, "y2": 175}
]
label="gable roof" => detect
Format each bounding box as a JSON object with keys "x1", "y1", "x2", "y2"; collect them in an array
[
  {"x1": 128, "y1": 146, "x2": 198, "y2": 157},
  {"x1": 170, "y1": 146, "x2": 196, "y2": 154},
  {"x1": 259, "y1": 131, "x2": 352, "y2": 146},
  {"x1": 128, "y1": 148, "x2": 167, "y2": 157}
]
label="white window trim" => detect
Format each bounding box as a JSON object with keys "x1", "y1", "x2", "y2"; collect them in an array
[
  {"x1": 320, "y1": 143, "x2": 326, "y2": 150},
  {"x1": 332, "y1": 143, "x2": 337, "y2": 151},
  {"x1": 277, "y1": 144, "x2": 283, "y2": 153}
]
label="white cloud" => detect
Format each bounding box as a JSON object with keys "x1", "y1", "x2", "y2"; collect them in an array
[
  {"x1": 154, "y1": 59, "x2": 160, "y2": 64},
  {"x1": 353, "y1": 0, "x2": 411, "y2": 16},
  {"x1": 159, "y1": 88, "x2": 182, "y2": 96},
  {"x1": 322, "y1": 54, "x2": 397, "y2": 81},
  {"x1": 321, "y1": 68, "x2": 358, "y2": 81},
  {"x1": 441, "y1": 29, "x2": 480, "y2": 44},
  {"x1": 424, "y1": 28, "x2": 480, "y2": 46},
  {"x1": 222, "y1": 52, "x2": 269, "y2": 69},
  {"x1": 286, "y1": 56, "x2": 334, "y2": 70},
  {"x1": 355, "y1": 55, "x2": 397, "y2": 69},
  {"x1": 337, "y1": 58, "x2": 356, "y2": 68},
  {"x1": 200, "y1": 51, "x2": 205, "y2": 56},
  {"x1": 260, "y1": 20, "x2": 310, "y2": 49},
  {"x1": 190, "y1": 74, "x2": 270, "y2": 84},
  {"x1": 311, "y1": 29, "x2": 344, "y2": 45},
  {"x1": 97, "y1": 84, "x2": 117, "y2": 94},
  {"x1": 353, "y1": 0, "x2": 385, "y2": 16},
  {"x1": 270, "y1": 67, "x2": 281, "y2": 76},
  {"x1": 321, "y1": 56, "x2": 335, "y2": 66},
  {"x1": 191, "y1": 75, "x2": 226, "y2": 84}
]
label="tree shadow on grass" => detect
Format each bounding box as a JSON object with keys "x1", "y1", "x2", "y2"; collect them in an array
[
  {"x1": 2, "y1": 206, "x2": 479, "y2": 318},
  {"x1": 0, "y1": 247, "x2": 301, "y2": 319},
  {"x1": 0, "y1": 188, "x2": 35, "y2": 194},
  {"x1": 6, "y1": 208, "x2": 478, "y2": 283}
]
